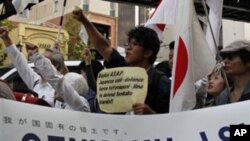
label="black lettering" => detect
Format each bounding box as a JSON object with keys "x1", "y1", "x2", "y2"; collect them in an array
[
  {"x1": 116, "y1": 91, "x2": 132, "y2": 96},
  {"x1": 110, "y1": 71, "x2": 123, "y2": 77},
  {"x1": 99, "y1": 99, "x2": 113, "y2": 104},
  {"x1": 98, "y1": 73, "x2": 109, "y2": 78},
  {"x1": 132, "y1": 84, "x2": 143, "y2": 89}
]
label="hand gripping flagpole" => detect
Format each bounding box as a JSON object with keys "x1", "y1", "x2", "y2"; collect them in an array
[
  {"x1": 201, "y1": 0, "x2": 231, "y2": 95},
  {"x1": 56, "y1": 0, "x2": 67, "y2": 45}
]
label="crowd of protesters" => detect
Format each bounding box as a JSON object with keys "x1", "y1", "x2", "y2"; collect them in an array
[{"x1": 0, "y1": 8, "x2": 250, "y2": 115}]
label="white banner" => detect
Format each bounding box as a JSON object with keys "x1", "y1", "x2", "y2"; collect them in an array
[{"x1": 0, "y1": 99, "x2": 249, "y2": 141}]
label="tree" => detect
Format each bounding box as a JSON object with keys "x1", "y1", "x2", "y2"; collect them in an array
[
  {"x1": 0, "y1": 19, "x2": 16, "y2": 65},
  {"x1": 64, "y1": 17, "x2": 87, "y2": 60}
]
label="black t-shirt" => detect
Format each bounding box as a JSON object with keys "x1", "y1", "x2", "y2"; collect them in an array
[{"x1": 104, "y1": 49, "x2": 171, "y2": 113}]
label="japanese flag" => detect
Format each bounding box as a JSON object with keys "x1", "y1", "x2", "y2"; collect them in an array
[
  {"x1": 146, "y1": 0, "x2": 216, "y2": 112},
  {"x1": 170, "y1": 0, "x2": 216, "y2": 112},
  {"x1": 145, "y1": 0, "x2": 176, "y2": 41}
]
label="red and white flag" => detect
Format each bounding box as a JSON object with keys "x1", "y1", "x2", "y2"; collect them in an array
[
  {"x1": 146, "y1": 0, "x2": 216, "y2": 112},
  {"x1": 206, "y1": 0, "x2": 224, "y2": 57},
  {"x1": 170, "y1": 0, "x2": 216, "y2": 112},
  {"x1": 145, "y1": 0, "x2": 177, "y2": 41}
]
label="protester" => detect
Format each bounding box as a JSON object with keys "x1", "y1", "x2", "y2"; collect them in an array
[
  {"x1": 0, "y1": 26, "x2": 55, "y2": 106},
  {"x1": 43, "y1": 47, "x2": 54, "y2": 59},
  {"x1": 80, "y1": 48, "x2": 104, "y2": 91},
  {"x1": 32, "y1": 53, "x2": 90, "y2": 112},
  {"x1": 25, "y1": 42, "x2": 39, "y2": 62},
  {"x1": 216, "y1": 40, "x2": 250, "y2": 104},
  {"x1": 205, "y1": 63, "x2": 227, "y2": 107},
  {"x1": 72, "y1": 8, "x2": 171, "y2": 114},
  {"x1": 43, "y1": 43, "x2": 69, "y2": 75},
  {"x1": 194, "y1": 63, "x2": 227, "y2": 108},
  {"x1": 155, "y1": 60, "x2": 172, "y2": 78},
  {"x1": 79, "y1": 47, "x2": 104, "y2": 112},
  {"x1": 0, "y1": 80, "x2": 16, "y2": 100},
  {"x1": 168, "y1": 41, "x2": 175, "y2": 74},
  {"x1": 0, "y1": 26, "x2": 90, "y2": 111},
  {"x1": 50, "y1": 52, "x2": 68, "y2": 75}
]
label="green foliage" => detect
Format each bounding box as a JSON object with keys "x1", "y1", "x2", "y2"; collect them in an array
[
  {"x1": 64, "y1": 17, "x2": 81, "y2": 36},
  {"x1": 0, "y1": 19, "x2": 15, "y2": 30},
  {"x1": 0, "y1": 19, "x2": 15, "y2": 65},
  {"x1": 64, "y1": 17, "x2": 85, "y2": 60}
]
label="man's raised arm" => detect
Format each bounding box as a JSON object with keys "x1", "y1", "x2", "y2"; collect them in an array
[{"x1": 72, "y1": 8, "x2": 113, "y2": 61}]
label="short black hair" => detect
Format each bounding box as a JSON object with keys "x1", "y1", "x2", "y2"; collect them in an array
[
  {"x1": 79, "y1": 60, "x2": 104, "y2": 79},
  {"x1": 169, "y1": 41, "x2": 175, "y2": 50},
  {"x1": 155, "y1": 60, "x2": 172, "y2": 77},
  {"x1": 127, "y1": 26, "x2": 160, "y2": 64}
]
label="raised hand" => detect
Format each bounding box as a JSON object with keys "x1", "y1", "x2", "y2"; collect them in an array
[
  {"x1": 0, "y1": 26, "x2": 8, "y2": 38},
  {"x1": 25, "y1": 42, "x2": 39, "y2": 57},
  {"x1": 0, "y1": 26, "x2": 12, "y2": 47},
  {"x1": 72, "y1": 8, "x2": 85, "y2": 22},
  {"x1": 83, "y1": 48, "x2": 92, "y2": 65}
]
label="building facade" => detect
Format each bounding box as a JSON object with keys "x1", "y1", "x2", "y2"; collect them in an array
[{"x1": 6, "y1": 0, "x2": 118, "y2": 61}]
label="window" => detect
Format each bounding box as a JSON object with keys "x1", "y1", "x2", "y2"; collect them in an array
[
  {"x1": 53, "y1": 0, "x2": 59, "y2": 13},
  {"x1": 82, "y1": 0, "x2": 89, "y2": 11},
  {"x1": 110, "y1": 3, "x2": 115, "y2": 16}
]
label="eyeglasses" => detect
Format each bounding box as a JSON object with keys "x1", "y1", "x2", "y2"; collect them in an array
[
  {"x1": 124, "y1": 41, "x2": 142, "y2": 48},
  {"x1": 221, "y1": 53, "x2": 238, "y2": 60}
]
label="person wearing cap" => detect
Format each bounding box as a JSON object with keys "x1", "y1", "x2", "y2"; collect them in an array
[
  {"x1": 216, "y1": 40, "x2": 250, "y2": 105},
  {"x1": 72, "y1": 8, "x2": 171, "y2": 114}
]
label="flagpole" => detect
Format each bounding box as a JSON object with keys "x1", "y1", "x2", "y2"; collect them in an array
[
  {"x1": 56, "y1": 0, "x2": 67, "y2": 44},
  {"x1": 201, "y1": 0, "x2": 231, "y2": 95},
  {"x1": 201, "y1": 0, "x2": 220, "y2": 60}
]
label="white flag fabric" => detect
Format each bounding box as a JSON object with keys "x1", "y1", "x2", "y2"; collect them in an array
[
  {"x1": 79, "y1": 25, "x2": 89, "y2": 45},
  {"x1": 145, "y1": 0, "x2": 177, "y2": 25},
  {"x1": 170, "y1": 0, "x2": 216, "y2": 112},
  {"x1": 79, "y1": 14, "x2": 91, "y2": 45},
  {"x1": 146, "y1": 0, "x2": 216, "y2": 112},
  {"x1": 145, "y1": 24, "x2": 165, "y2": 41},
  {"x1": 205, "y1": 0, "x2": 224, "y2": 57},
  {"x1": 145, "y1": 0, "x2": 176, "y2": 41},
  {"x1": 12, "y1": 0, "x2": 39, "y2": 13}
]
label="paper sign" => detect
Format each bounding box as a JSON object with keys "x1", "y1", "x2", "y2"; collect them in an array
[{"x1": 97, "y1": 67, "x2": 148, "y2": 113}]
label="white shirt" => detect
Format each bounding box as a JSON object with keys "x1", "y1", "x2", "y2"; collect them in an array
[
  {"x1": 5, "y1": 44, "x2": 55, "y2": 106},
  {"x1": 52, "y1": 76, "x2": 90, "y2": 112},
  {"x1": 33, "y1": 53, "x2": 90, "y2": 112}
]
